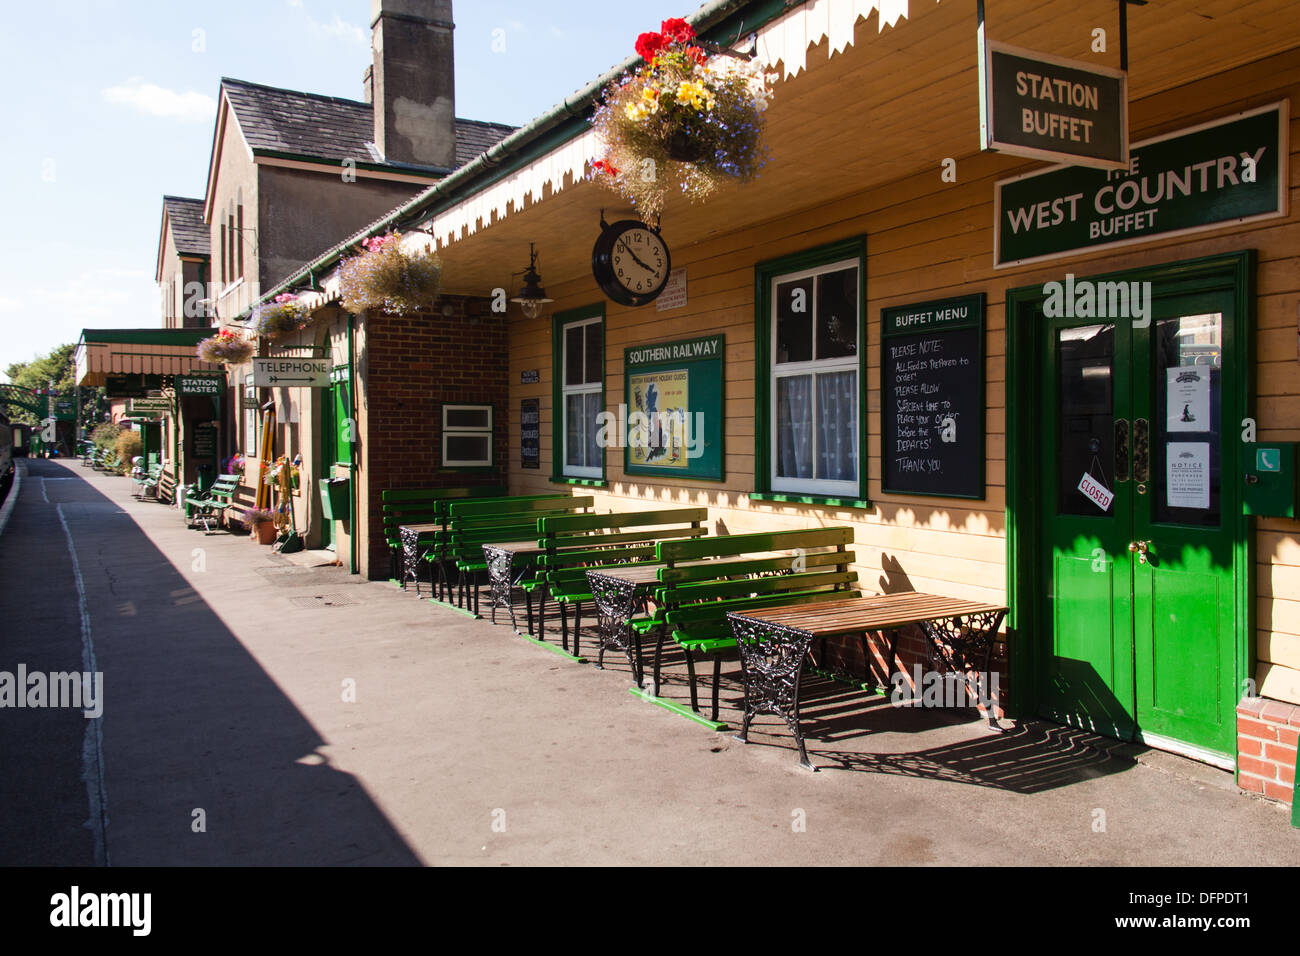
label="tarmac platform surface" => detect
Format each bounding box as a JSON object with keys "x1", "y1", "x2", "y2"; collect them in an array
[{"x1": 1, "y1": 457, "x2": 1296, "y2": 866}]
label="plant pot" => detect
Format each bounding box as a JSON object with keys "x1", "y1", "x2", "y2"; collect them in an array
[
  {"x1": 666, "y1": 130, "x2": 706, "y2": 162},
  {"x1": 253, "y1": 520, "x2": 278, "y2": 545}
]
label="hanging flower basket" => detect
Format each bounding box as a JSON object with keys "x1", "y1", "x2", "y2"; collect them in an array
[
  {"x1": 590, "y1": 17, "x2": 775, "y2": 217},
  {"x1": 196, "y1": 330, "x2": 255, "y2": 365},
  {"x1": 339, "y1": 233, "x2": 443, "y2": 316},
  {"x1": 252, "y1": 293, "x2": 313, "y2": 343}
]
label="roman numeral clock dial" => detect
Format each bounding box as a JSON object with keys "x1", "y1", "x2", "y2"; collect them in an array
[{"x1": 591, "y1": 217, "x2": 672, "y2": 307}]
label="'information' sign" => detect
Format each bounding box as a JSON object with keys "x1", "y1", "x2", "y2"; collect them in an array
[{"x1": 979, "y1": 38, "x2": 1128, "y2": 170}]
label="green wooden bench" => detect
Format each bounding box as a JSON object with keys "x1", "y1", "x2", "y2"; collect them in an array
[
  {"x1": 132, "y1": 461, "x2": 163, "y2": 499},
  {"x1": 184, "y1": 473, "x2": 241, "y2": 532},
  {"x1": 393, "y1": 492, "x2": 572, "y2": 599},
  {"x1": 641, "y1": 527, "x2": 858, "y2": 724},
  {"x1": 380, "y1": 486, "x2": 506, "y2": 592},
  {"x1": 532, "y1": 507, "x2": 710, "y2": 655},
  {"x1": 441, "y1": 496, "x2": 593, "y2": 615}
]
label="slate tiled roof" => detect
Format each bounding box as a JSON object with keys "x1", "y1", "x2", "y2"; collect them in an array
[
  {"x1": 162, "y1": 196, "x2": 209, "y2": 257},
  {"x1": 221, "y1": 78, "x2": 515, "y2": 171}
]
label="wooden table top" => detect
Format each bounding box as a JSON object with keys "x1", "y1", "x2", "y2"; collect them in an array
[
  {"x1": 399, "y1": 522, "x2": 443, "y2": 535},
  {"x1": 728, "y1": 593, "x2": 1008, "y2": 638},
  {"x1": 481, "y1": 539, "x2": 545, "y2": 557},
  {"x1": 585, "y1": 563, "x2": 667, "y2": 586}
]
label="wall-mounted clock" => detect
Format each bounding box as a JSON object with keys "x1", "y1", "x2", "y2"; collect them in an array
[{"x1": 591, "y1": 217, "x2": 671, "y2": 307}]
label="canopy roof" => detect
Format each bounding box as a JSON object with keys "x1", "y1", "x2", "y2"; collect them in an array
[{"x1": 74, "y1": 329, "x2": 223, "y2": 387}]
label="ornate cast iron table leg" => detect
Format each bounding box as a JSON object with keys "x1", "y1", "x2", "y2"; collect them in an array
[
  {"x1": 399, "y1": 527, "x2": 423, "y2": 595},
  {"x1": 915, "y1": 610, "x2": 1007, "y2": 728},
  {"x1": 587, "y1": 572, "x2": 643, "y2": 685},
  {"x1": 482, "y1": 546, "x2": 520, "y2": 629},
  {"x1": 729, "y1": 615, "x2": 818, "y2": 771}
]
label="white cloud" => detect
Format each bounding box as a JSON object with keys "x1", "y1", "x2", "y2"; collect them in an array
[
  {"x1": 101, "y1": 79, "x2": 216, "y2": 124},
  {"x1": 308, "y1": 12, "x2": 367, "y2": 47}
]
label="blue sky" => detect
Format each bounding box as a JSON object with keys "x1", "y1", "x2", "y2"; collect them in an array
[{"x1": 0, "y1": 0, "x2": 669, "y2": 377}]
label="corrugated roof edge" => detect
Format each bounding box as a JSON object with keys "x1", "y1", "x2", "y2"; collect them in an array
[{"x1": 254, "y1": 0, "x2": 772, "y2": 311}]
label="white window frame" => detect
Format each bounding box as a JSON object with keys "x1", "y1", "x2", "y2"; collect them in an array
[
  {"x1": 243, "y1": 375, "x2": 259, "y2": 458},
  {"x1": 441, "y1": 404, "x2": 493, "y2": 467},
  {"x1": 560, "y1": 314, "x2": 603, "y2": 479},
  {"x1": 770, "y1": 256, "x2": 861, "y2": 496}
]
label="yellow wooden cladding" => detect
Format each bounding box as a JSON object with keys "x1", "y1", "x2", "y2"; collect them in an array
[{"x1": 494, "y1": 44, "x2": 1300, "y2": 703}]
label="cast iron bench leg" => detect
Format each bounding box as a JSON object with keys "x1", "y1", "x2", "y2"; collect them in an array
[{"x1": 684, "y1": 649, "x2": 699, "y2": 713}]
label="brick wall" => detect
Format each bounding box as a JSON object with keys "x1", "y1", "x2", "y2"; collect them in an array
[
  {"x1": 1236, "y1": 696, "x2": 1299, "y2": 806},
  {"x1": 361, "y1": 295, "x2": 508, "y2": 577},
  {"x1": 818, "y1": 628, "x2": 1009, "y2": 723}
]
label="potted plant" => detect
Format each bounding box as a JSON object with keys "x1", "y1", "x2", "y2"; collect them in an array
[
  {"x1": 196, "y1": 330, "x2": 255, "y2": 366},
  {"x1": 245, "y1": 507, "x2": 279, "y2": 545},
  {"x1": 590, "y1": 16, "x2": 775, "y2": 217},
  {"x1": 339, "y1": 233, "x2": 443, "y2": 315},
  {"x1": 251, "y1": 293, "x2": 313, "y2": 342}
]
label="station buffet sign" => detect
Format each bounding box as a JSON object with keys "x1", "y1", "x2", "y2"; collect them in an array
[
  {"x1": 995, "y1": 101, "x2": 1288, "y2": 267},
  {"x1": 622, "y1": 334, "x2": 724, "y2": 481},
  {"x1": 978, "y1": 39, "x2": 1128, "y2": 170}
]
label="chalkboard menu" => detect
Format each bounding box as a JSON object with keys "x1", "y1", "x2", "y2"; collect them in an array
[
  {"x1": 520, "y1": 398, "x2": 540, "y2": 469},
  {"x1": 881, "y1": 294, "x2": 985, "y2": 498}
]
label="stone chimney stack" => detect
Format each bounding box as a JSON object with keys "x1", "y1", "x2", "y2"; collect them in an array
[{"x1": 371, "y1": 0, "x2": 456, "y2": 169}]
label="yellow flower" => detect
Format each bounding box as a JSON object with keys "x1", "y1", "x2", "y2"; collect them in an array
[{"x1": 676, "y1": 79, "x2": 715, "y2": 111}]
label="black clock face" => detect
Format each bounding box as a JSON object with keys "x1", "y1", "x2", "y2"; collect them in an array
[{"x1": 592, "y1": 220, "x2": 671, "y2": 307}]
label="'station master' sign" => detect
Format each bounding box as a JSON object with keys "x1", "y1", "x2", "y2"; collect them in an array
[
  {"x1": 979, "y1": 39, "x2": 1128, "y2": 170},
  {"x1": 995, "y1": 101, "x2": 1288, "y2": 267}
]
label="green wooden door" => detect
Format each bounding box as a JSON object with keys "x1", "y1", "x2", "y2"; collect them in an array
[
  {"x1": 320, "y1": 383, "x2": 337, "y2": 550},
  {"x1": 1038, "y1": 286, "x2": 1239, "y2": 760}
]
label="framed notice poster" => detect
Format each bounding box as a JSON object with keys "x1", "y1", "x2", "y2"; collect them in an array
[{"x1": 623, "y1": 334, "x2": 724, "y2": 481}]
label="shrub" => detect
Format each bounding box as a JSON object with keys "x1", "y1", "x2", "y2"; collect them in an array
[
  {"x1": 115, "y1": 429, "x2": 142, "y2": 469},
  {"x1": 339, "y1": 233, "x2": 442, "y2": 315},
  {"x1": 91, "y1": 422, "x2": 121, "y2": 451}
]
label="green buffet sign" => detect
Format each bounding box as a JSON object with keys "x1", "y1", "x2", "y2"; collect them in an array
[
  {"x1": 979, "y1": 40, "x2": 1128, "y2": 170},
  {"x1": 622, "y1": 334, "x2": 724, "y2": 481},
  {"x1": 995, "y1": 102, "x2": 1288, "y2": 267}
]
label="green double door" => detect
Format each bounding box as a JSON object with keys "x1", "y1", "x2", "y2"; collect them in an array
[{"x1": 1037, "y1": 283, "x2": 1240, "y2": 763}]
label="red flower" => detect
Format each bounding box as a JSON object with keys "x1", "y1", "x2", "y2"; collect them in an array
[
  {"x1": 686, "y1": 45, "x2": 707, "y2": 65},
  {"x1": 660, "y1": 17, "x2": 695, "y2": 44},
  {"x1": 635, "y1": 31, "x2": 667, "y2": 61},
  {"x1": 592, "y1": 159, "x2": 620, "y2": 177}
]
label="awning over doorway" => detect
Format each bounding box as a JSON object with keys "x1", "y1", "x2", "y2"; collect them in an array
[{"x1": 74, "y1": 329, "x2": 223, "y2": 387}]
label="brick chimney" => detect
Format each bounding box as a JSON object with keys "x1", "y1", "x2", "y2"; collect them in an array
[{"x1": 371, "y1": 0, "x2": 456, "y2": 168}]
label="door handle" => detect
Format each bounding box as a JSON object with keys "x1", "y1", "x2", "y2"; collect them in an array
[
  {"x1": 1115, "y1": 419, "x2": 1130, "y2": 482},
  {"x1": 1133, "y1": 418, "x2": 1150, "y2": 483},
  {"x1": 1127, "y1": 539, "x2": 1154, "y2": 565}
]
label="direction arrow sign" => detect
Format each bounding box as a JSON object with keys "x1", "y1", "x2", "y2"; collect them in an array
[{"x1": 253, "y1": 357, "x2": 330, "y2": 388}]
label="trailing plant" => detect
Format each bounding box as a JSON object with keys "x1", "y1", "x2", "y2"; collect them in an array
[
  {"x1": 196, "y1": 330, "x2": 255, "y2": 365},
  {"x1": 590, "y1": 16, "x2": 775, "y2": 216},
  {"x1": 243, "y1": 507, "x2": 277, "y2": 524},
  {"x1": 251, "y1": 293, "x2": 313, "y2": 342},
  {"x1": 339, "y1": 233, "x2": 443, "y2": 315}
]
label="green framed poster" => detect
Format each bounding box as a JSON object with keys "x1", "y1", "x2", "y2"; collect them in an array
[{"x1": 622, "y1": 334, "x2": 724, "y2": 481}]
